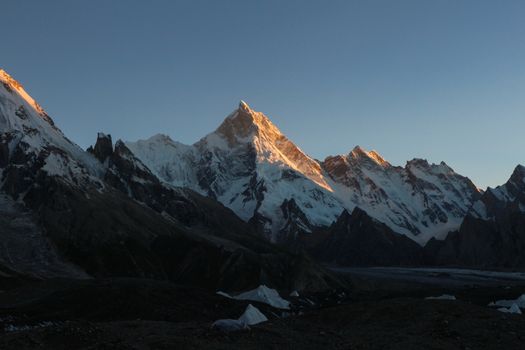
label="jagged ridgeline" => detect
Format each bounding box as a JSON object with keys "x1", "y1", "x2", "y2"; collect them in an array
[{"x1": 2, "y1": 67, "x2": 525, "y2": 278}]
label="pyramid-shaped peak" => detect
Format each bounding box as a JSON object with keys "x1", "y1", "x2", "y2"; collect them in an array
[
  {"x1": 212, "y1": 101, "x2": 283, "y2": 144},
  {"x1": 201, "y1": 102, "x2": 332, "y2": 191},
  {"x1": 349, "y1": 146, "x2": 389, "y2": 167}
]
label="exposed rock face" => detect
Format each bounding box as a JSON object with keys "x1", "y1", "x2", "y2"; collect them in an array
[
  {"x1": 312, "y1": 208, "x2": 424, "y2": 266},
  {"x1": 21, "y1": 174, "x2": 339, "y2": 291},
  {"x1": 427, "y1": 165, "x2": 525, "y2": 268},
  {"x1": 280, "y1": 198, "x2": 315, "y2": 242},
  {"x1": 88, "y1": 133, "x2": 113, "y2": 163}
]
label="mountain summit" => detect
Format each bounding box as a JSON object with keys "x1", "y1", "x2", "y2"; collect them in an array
[
  {"x1": 214, "y1": 100, "x2": 266, "y2": 143},
  {"x1": 203, "y1": 100, "x2": 332, "y2": 191},
  {"x1": 127, "y1": 101, "x2": 342, "y2": 240}
]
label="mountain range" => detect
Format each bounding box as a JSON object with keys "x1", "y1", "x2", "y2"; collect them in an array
[
  {"x1": 0, "y1": 69, "x2": 341, "y2": 291},
  {"x1": 126, "y1": 100, "x2": 481, "y2": 246},
  {"x1": 1, "y1": 68, "x2": 525, "y2": 291}
]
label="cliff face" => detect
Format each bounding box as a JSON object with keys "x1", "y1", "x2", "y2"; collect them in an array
[{"x1": 427, "y1": 165, "x2": 525, "y2": 268}]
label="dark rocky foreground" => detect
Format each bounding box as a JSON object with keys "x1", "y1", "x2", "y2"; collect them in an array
[{"x1": 1, "y1": 271, "x2": 525, "y2": 349}]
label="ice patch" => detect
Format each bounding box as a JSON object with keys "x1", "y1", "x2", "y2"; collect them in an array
[
  {"x1": 212, "y1": 304, "x2": 268, "y2": 332},
  {"x1": 234, "y1": 285, "x2": 290, "y2": 309},
  {"x1": 489, "y1": 294, "x2": 525, "y2": 308},
  {"x1": 497, "y1": 304, "x2": 522, "y2": 314},
  {"x1": 216, "y1": 285, "x2": 290, "y2": 309},
  {"x1": 216, "y1": 291, "x2": 232, "y2": 299},
  {"x1": 238, "y1": 304, "x2": 268, "y2": 325}
]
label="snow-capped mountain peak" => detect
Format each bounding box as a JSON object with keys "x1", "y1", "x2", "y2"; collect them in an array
[
  {"x1": 213, "y1": 100, "x2": 273, "y2": 145},
  {"x1": 199, "y1": 101, "x2": 332, "y2": 192},
  {"x1": 127, "y1": 101, "x2": 343, "y2": 240},
  {"x1": 212, "y1": 100, "x2": 288, "y2": 149},
  {"x1": 0, "y1": 69, "x2": 102, "y2": 189},
  {"x1": 323, "y1": 148, "x2": 481, "y2": 244},
  {"x1": 348, "y1": 146, "x2": 391, "y2": 168},
  {"x1": 0, "y1": 69, "x2": 54, "y2": 126}
]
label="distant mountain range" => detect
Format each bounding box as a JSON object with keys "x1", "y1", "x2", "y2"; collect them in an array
[
  {"x1": 127, "y1": 100, "x2": 481, "y2": 245},
  {"x1": 1, "y1": 68, "x2": 525, "y2": 290}
]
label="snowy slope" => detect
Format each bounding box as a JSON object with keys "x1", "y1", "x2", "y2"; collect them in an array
[
  {"x1": 127, "y1": 101, "x2": 480, "y2": 244},
  {"x1": 125, "y1": 134, "x2": 198, "y2": 188},
  {"x1": 0, "y1": 69, "x2": 103, "y2": 187}
]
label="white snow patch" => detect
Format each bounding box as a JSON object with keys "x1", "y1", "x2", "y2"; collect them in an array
[
  {"x1": 470, "y1": 200, "x2": 488, "y2": 219},
  {"x1": 212, "y1": 304, "x2": 268, "y2": 332},
  {"x1": 234, "y1": 285, "x2": 290, "y2": 309},
  {"x1": 216, "y1": 291, "x2": 232, "y2": 299},
  {"x1": 238, "y1": 304, "x2": 268, "y2": 325},
  {"x1": 497, "y1": 304, "x2": 522, "y2": 314},
  {"x1": 217, "y1": 285, "x2": 291, "y2": 309},
  {"x1": 489, "y1": 294, "x2": 525, "y2": 309}
]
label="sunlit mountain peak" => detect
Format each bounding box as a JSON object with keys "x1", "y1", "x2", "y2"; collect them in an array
[{"x1": 349, "y1": 145, "x2": 390, "y2": 167}]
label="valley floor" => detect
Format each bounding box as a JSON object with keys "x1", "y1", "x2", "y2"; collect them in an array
[{"x1": 1, "y1": 269, "x2": 525, "y2": 350}]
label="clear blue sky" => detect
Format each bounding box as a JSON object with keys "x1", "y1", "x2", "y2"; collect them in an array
[{"x1": 3, "y1": 0, "x2": 524, "y2": 189}]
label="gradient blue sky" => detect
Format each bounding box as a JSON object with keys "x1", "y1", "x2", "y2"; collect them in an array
[{"x1": 3, "y1": 0, "x2": 524, "y2": 188}]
